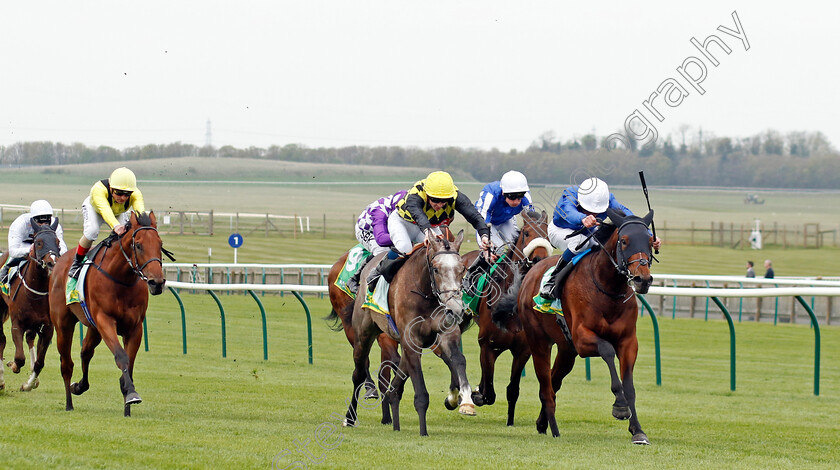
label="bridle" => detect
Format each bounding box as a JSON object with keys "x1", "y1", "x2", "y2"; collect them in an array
[
  {"x1": 588, "y1": 219, "x2": 653, "y2": 299},
  {"x1": 13, "y1": 228, "x2": 60, "y2": 298},
  {"x1": 424, "y1": 246, "x2": 463, "y2": 310},
  {"x1": 118, "y1": 226, "x2": 164, "y2": 283}
]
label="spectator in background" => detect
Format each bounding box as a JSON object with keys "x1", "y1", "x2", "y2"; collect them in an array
[
  {"x1": 746, "y1": 261, "x2": 755, "y2": 278},
  {"x1": 764, "y1": 259, "x2": 775, "y2": 279}
]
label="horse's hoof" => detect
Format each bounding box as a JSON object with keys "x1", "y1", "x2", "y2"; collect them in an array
[
  {"x1": 632, "y1": 432, "x2": 650, "y2": 445},
  {"x1": 70, "y1": 382, "x2": 87, "y2": 395},
  {"x1": 342, "y1": 418, "x2": 356, "y2": 428},
  {"x1": 536, "y1": 419, "x2": 547, "y2": 434},
  {"x1": 363, "y1": 387, "x2": 379, "y2": 400},
  {"x1": 444, "y1": 397, "x2": 457, "y2": 411},
  {"x1": 458, "y1": 403, "x2": 476, "y2": 416},
  {"x1": 471, "y1": 391, "x2": 485, "y2": 407},
  {"x1": 0, "y1": 383, "x2": 5, "y2": 391},
  {"x1": 125, "y1": 392, "x2": 142, "y2": 405},
  {"x1": 381, "y1": 417, "x2": 392, "y2": 425},
  {"x1": 9, "y1": 363, "x2": 20, "y2": 374},
  {"x1": 612, "y1": 404, "x2": 632, "y2": 420},
  {"x1": 32, "y1": 378, "x2": 39, "y2": 390}
]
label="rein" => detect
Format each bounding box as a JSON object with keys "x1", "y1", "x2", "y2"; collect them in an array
[
  {"x1": 90, "y1": 225, "x2": 164, "y2": 287},
  {"x1": 12, "y1": 229, "x2": 60, "y2": 299},
  {"x1": 422, "y1": 248, "x2": 463, "y2": 308}
]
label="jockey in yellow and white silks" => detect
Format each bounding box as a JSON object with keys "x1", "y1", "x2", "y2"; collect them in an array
[
  {"x1": 391, "y1": 171, "x2": 491, "y2": 254},
  {"x1": 68, "y1": 167, "x2": 146, "y2": 279}
]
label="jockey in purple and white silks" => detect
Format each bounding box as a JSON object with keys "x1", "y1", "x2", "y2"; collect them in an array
[
  {"x1": 355, "y1": 190, "x2": 408, "y2": 256},
  {"x1": 474, "y1": 171, "x2": 534, "y2": 252}
]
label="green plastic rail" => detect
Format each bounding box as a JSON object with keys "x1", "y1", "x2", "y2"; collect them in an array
[{"x1": 710, "y1": 297, "x2": 736, "y2": 391}]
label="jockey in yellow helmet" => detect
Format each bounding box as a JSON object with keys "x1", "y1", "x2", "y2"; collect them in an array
[{"x1": 68, "y1": 167, "x2": 146, "y2": 279}]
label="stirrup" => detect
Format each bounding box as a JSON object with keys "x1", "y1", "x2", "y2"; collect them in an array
[
  {"x1": 539, "y1": 280, "x2": 556, "y2": 300},
  {"x1": 366, "y1": 267, "x2": 381, "y2": 293}
]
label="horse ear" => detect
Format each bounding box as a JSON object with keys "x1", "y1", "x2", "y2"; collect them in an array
[
  {"x1": 540, "y1": 210, "x2": 548, "y2": 224},
  {"x1": 51, "y1": 218, "x2": 59, "y2": 230},
  {"x1": 642, "y1": 209, "x2": 654, "y2": 227},
  {"x1": 426, "y1": 230, "x2": 440, "y2": 251},
  {"x1": 451, "y1": 230, "x2": 465, "y2": 252},
  {"x1": 30, "y1": 218, "x2": 39, "y2": 232},
  {"x1": 149, "y1": 211, "x2": 157, "y2": 227},
  {"x1": 606, "y1": 207, "x2": 626, "y2": 226}
]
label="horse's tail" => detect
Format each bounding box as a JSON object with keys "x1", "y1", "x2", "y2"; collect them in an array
[
  {"x1": 491, "y1": 268, "x2": 523, "y2": 330},
  {"x1": 323, "y1": 307, "x2": 344, "y2": 332}
]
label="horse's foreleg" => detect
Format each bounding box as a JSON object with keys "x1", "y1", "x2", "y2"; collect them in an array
[
  {"x1": 72, "y1": 326, "x2": 102, "y2": 396},
  {"x1": 475, "y1": 344, "x2": 500, "y2": 407},
  {"x1": 618, "y1": 339, "x2": 648, "y2": 445},
  {"x1": 0, "y1": 313, "x2": 5, "y2": 390},
  {"x1": 53, "y1": 320, "x2": 76, "y2": 411},
  {"x1": 344, "y1": 331, "x2": 376, "y2": 428},
  {"x1": 437, "y1": 333, "x2": 476, "y2": 417},
  {"x1": 9, "y1": 318, "x2": 26, "y2": 373},
  {"x1": 121, "y1": 324, "x2": 144, "y2": 416},
  {"x1": 377, "y1": 341, "x2": 400, "y2": 425},
  {"x1": 594, "y1": 338, "x2": 631, "y2": 420},
  {"x1": 505, "y1": 348, "x2": 531, "y2": 426},
  {"x1": 20, "y1": 325, "x2": 53, "y2": 392},
  {"x1": 399, "y1": 350, "x2": 432, "y2": 436}
]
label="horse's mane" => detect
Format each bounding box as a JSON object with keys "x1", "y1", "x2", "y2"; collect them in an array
[
  {"x1": 525, "y1": 210, "x2": 541, "y2": 219},
  {"x1": 136, "y1": 212, "x2": 153, "y2": 227}
]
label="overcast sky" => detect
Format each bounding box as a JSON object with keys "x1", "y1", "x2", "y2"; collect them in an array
[{"x1": 0, "y1": 1, "x2": 836, "y2": 151}]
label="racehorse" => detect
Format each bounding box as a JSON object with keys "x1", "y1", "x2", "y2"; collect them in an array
[
  {"x1": 0, "y1": 219, "x2": 61, "y2": 391},
  {"x1": 344, "y1": 230, "x2": 474, "y2": 436},
  {"x1": 460, "y1": 210, "x2": 552, "y2": 426},
  {"x1": 510, "y1": 208, "x2": 655, "y2": 444},
  {"x1": 49, "y1": 212, "x2": 166, "y2": 416},
  {"x1": 324, "y1": 250, "x2": 401, "y2": 424}
]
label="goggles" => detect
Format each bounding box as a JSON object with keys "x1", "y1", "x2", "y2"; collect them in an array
[
  {"x1": 504, "y1": 192, "x2": 526, "y2": 200},
  {"x1": 32, "y1": 214, "x2": 52, "y2": 224},
  {"x1": 427, "y1": 196, "x2": 453, "y2": 204},
  {"x1": 112, "y1": 189, "x2": 133, "y2": 198}
]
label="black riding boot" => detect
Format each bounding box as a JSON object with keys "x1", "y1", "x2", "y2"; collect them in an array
[
  {"x1": 367, "y1": 256, "x2": 407, "y2": 293},
  {"x1": 346, "y1": 254, "x2": 373, "y2": 295},
  {"x1": 539, "y1": 257, "x2": 569, "y2": 300},
  {"x1": 68, "y1": 253, "x2": 85, "y2": 279},
  {"x1": 0, "y1": 256, "x2": 25, "y2": 284}
]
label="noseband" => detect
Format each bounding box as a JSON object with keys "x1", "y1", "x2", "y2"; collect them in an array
[
  {"x1": 588, "y1": 219, "x2": 653, "y2": 298},
  {"x1": 30, "y1": 228, "x2": 60, "y2": 270}
]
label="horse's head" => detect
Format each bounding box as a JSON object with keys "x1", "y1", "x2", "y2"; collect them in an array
[
  {"x1": 425, "y1": 229, "x2": 466, "y2": 320},
  {"x1": 514, "y1": 210, "x2": 552, "y2": 268},
  {"x1": 29, "y1": 218, "x2": 61, "y2": 273},
  {"x1": 606, "y1": 208, "x2": 655, "y2": 294},
  {"x1": 123, "y1": 211, "x2": 166, "y2": 295}
]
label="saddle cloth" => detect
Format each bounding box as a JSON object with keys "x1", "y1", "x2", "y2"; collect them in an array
[{"x1": 334, "y1": 244, "x2": 371, "y2": 299}]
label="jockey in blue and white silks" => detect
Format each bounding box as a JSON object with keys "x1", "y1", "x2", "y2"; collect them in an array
[
  {"x1": 355, "y1": 190, "x2": 407, "y2": 256},
  {"x1": 474, "y1": 171, "x2": 533, "y2": 250}
]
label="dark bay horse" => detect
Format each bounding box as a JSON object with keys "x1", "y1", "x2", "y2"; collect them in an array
[
  {"x1": 344, "y1": 230, "x2": 474, "y2": 436},
  {"x1": 0, "y1": 219, "x2": 61, "y2": 391},
  {"x1": 49, "y1": 212, "x2": 166, "y2": 416},
  {"x1": 324, "y1": 249, "x2": 400, "y2": 423},
  {"x1": 460, "y1": 210, "x2": 552, "y2": 426},
  {"x1": 511, "y1": 208, "x2": 655, "y2": 444}
]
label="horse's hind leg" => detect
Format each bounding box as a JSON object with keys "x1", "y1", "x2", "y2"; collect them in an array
[
  {"x1": 377, "y1": 340, "x2": 401, "y2": 425},
  {"x1": 0, "y1": 310, "x2": 6, "y2": 390},
  {"x1": 9, "y1": 317, "x2": 26, "y2": 373},
  {"x1": 53, "y1": 318, "x2": 77, "y2": 411},
  {"x1": 595, "y1": 338, "x2": 631, "y2": 420},
  {"x1": 474, "y1": 345, "x2": 500, "y2": 407}
]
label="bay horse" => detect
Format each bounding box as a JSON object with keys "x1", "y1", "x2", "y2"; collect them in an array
[
  {"x1": 0, "y1": 219, "x2": 61, "y2": 391},
  {"x1": 510, "y1": 208, "x2": 655, "y2": 444},
  {"x1": 324, "y1": 249, "x2": 401, "y2": 424},
  {"x1": 49, "y1": 211, "x2": 166, "y2": 416},
  {"x1": 344, "y1": 230, "x2": 474, "y2": 436},
  {"x1": 460, "y1": 210, "x2": 552, "y2": 426}
]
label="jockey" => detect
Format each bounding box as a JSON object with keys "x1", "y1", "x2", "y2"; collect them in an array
[
  {"x1": 345, "y1": 190, "x2": 408, "y2": 293},
  {"x1": 367, "y1": 171, "x2": 491, "y2": 290},
  {"x1": 68, "y1": 167, "x2": 145, "y2": 279},
  {"x1": 0, "y1": 200, "x2": 68, "y2": 283},
  {"x1": 540, "y1": 177, "x2": 661, "y2": 299},
  {"x1": 474, "y1": 170, "x2": 534, "y2": 253}
]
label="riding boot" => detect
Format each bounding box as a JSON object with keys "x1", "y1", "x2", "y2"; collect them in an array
[
  {"x1": 68, "y1": 253, "x2": 85, "y2": 279},
  {"x1": 367, "y1": 256, "x2": 407, "y2": 293},
  {"x1": 346, "y1": 254, "x2": 373, "y2": 295},
  {"x1": 0, "y1": 256, "x2": 25, "y2": 284},
  {"x1": 539, "y1": 257, "x2": 570, "y2": 300}
]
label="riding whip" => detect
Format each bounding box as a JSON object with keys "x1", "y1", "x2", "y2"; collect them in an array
[{"x1": 638, "y1": 171, "x2": 658, "y2": 254}]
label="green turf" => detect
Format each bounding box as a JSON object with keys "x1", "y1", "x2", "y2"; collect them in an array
[{"x1": 0, "y1": 294, "x2": 837, "y2": 468}]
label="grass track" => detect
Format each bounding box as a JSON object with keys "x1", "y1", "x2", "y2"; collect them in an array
[{"x1": 1, "y1": 293, "x2": 838, "y2": 468}]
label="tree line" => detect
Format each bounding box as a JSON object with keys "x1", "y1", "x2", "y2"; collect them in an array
[{"x1": 1, "y1": 128, "x2": 836, "y2": 188}]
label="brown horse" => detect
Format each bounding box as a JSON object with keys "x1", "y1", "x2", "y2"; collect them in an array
[
  {"x1": 324, "y1": 249, "x2": 401, "y2": 423},
  {"x1": 460, "y1": 210, "x2": 552, "y2": 426},
  {"x1": 344, "y1": 230, "x2": 474, "y2": 436},
  {"x1": 0, "y1": 219, "x2": 61, "y2": 391},
  {"x1": 509, "y1": 208, "x2": 655, "y2": 444},
  {"x1": 49, "y1": 212, "x2": 166, "y2": 416}
]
